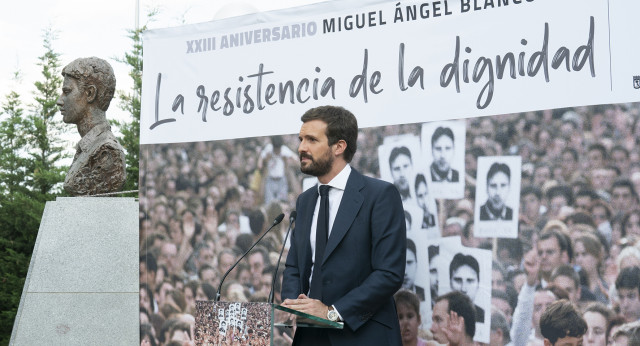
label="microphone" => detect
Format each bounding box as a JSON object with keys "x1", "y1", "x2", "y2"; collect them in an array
[
  {"x1": 215, "y1": 213, "x2": 285, "y2": 302},
  {"x1": 269, "y1": 211, "x2": 296, "y2": 304}
]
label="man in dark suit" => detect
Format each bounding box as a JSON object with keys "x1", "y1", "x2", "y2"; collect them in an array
[
  {"x1": 479, "y1": 162, "x2": 513, "y2": 221},
  {"x1": 430, "y1": 126, "x2": 459, "y2": 183},
  {"x1": 282, "y1": 106, "x2": 406, "y2": 346}
]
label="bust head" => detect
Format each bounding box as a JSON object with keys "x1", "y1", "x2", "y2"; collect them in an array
[{"x1": 61, "y1": 57, "x2": 116, "y2": 112}]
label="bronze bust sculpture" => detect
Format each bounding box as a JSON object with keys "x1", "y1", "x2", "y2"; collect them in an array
[{"x1": 57, "y1": 57, "x2": 126, "y2": 196}]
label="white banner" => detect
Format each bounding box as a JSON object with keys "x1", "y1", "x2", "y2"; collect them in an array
[{"x1": 141, "y1": 0, "x2": 640, "y2": 144}]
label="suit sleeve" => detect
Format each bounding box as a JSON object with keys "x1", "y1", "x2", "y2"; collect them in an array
[
  {"x1": 281, "y1": 196, "x2": 303, "y2": 300},
  {"x1": 333, "y1": 182, "x2": 406, "y2": 331}
]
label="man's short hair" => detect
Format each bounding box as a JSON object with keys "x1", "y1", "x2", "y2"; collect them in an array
[
  {"x1": 431, "y1": 126, "x2": 455, "y2": 146},
  {"x1": 616, "y1": 266, "x2": 640, "y2": 295},
  {"x1": 583, "y1": 302, "x2": 612, "y2": 325},
  {"x1": 590, "y1": 199, "x2": 612, "y2": 219},
  {"x1": 436, "y1": 290, "x2": 476, "y2": 337},
  {"x1": 550, "y1": 264, "x2": 580, "y2": 289},
  {"x1": 588, "y1": 143, "x2": 608, "y2": 159},
  {"x1": 394, "y1": 289, "x2": 421, "y2": 316},
  {"x1": 611, "y1": 145, "x2": 630, "y2": 158},
  {"x1": 169, "y1": 320, "x2": 192, "y2": 342},
  {"x1": 521, "y1": 185, "x2": 543, "y2": 200},
  {"x1": 538, "y1": 227, "x2": 572, "y2": 261},
  {"x1": 576, "y1": 188, "x2": 599, "y2": 201},
  {"x1": 249, "y1": 246, "x2": 270, "y2": 267},
  {"x1": 61, "y1": 57, "x2": 116, "y2": 111},
  {"x1": 449, "y1": 253, "x2": 479, "y2": 280},
  {"x1": 543, "y1": 284, "x2": 569, "y2": 301},
  {"x1": 301, "y1": 106, "x2": 358, "y2": 162},
  {"x1": 218, "y1": 248, "x2": 237, "y2": 263},
  {"x1": 389, "y1": 146, "x2": 412, "y2": 168},
  {"x1": 612, "y1": 179, "x2": 639, "y2": 202},
  {"x1": 415, "y1": 173, "x2": 427, "y2": 192},
  {"x1": 546, "y1": 185, "x2": 574, "y2": 206},
  {"x1": 491, "y1": 289, "x2": 510, "y2": 306},
  {"x1": 497, "y1": 237, "x2": 523, "y2": 265},
  {"x1": 406, "y1": 238, "x2": 417, "y2": 257},
  {"x1": 428, "y1": 245, "x2": 439, "y2": 262},
  {"x1": 490, "y1": 310, "x2": 511, "y2": 344},
  {"x1": 487, "y1": 162, "x2": 510, "y2": 184},
  {"x1": 562, "y1": 148, "x2": 579, "y2": 161},
  {"x1": 540, "y1": 300, "x2": 587, "y2": 345},
  {"x1": 198, "y1": 264, "x2": 217, "y2": 279},
  {"x1": 140, "y1": 253, "x2": 158, "y2": 273}
]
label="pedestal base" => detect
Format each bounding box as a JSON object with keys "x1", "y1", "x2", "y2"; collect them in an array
[{"x1": 10, "y1": 197, "x2": 139, "y2": 345}]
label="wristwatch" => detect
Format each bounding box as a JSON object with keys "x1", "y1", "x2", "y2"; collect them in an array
[{"x1": 327, "y1": 307, "x2": 339, "y2": 322}]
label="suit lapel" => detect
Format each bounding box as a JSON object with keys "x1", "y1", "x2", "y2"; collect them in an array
[{"x1": 323, "y1": 170, "x2": 364, "y2": 263}]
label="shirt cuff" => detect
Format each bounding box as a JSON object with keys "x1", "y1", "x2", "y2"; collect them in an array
[{"x1": 332, "y1": 305, "x2": 343, "y2": 321}]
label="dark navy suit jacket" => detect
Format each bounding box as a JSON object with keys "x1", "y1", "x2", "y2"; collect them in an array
[{"x1": 282, "y1": 168, "x2": 406, "y2": 346}]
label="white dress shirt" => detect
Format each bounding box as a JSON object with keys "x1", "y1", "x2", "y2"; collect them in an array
[
  {"x1": 309, "y1": 164, "x2": 351, "y2": 276},
  {"x1": 308, "y1": 164, "x2": 351, "y2": 320}
]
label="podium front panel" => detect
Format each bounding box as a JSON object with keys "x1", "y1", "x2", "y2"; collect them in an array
[{"x1": 196, "y1": 301, "x2": 272, "y2": 345}]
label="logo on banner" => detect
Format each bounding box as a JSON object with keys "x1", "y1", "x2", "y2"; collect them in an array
[{"x1": 634, "y1": 76, "x2": 640, "y2": 89}]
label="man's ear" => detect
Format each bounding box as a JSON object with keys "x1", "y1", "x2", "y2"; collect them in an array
[
  {"x1": 543, "y1": 338, "x2": 553, "y2": 346},
  {"x1": 494, "y1": 328, "x2": 503, "y2": 340},
  {"x1": 85, "y1": 85, "x2": 97, "y2": 104},
  {"x1": 333, "y1": 139, "x2": 347, "y2": 157}
]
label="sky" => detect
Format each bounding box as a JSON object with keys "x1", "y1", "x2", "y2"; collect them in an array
[{"x1": 0, "y1": 0, "x2": 323, "y2": 128}]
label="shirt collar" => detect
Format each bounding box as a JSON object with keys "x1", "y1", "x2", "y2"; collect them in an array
[
  {"x1": 77, "y1": 122, "x2": 111, "y2": 152},
  {"x1": 317, "y1": 164, "x2": 351, "y2": 193},
  {"x1": 431, "y1": 164, "x2": 453, "y2": 181},
  {"x1": 486, "y1": 203, "x2": 508, "y2": 220}
]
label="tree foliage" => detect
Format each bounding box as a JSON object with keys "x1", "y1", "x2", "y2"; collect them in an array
[
  {"x1": 28, "y1": 27, "x2": 67, "y2": 199},
  {"x1": 113, "y1": 26, "x2": 144, "y2": 192},
  {"x1": 0, "y1": 91, "x2": 29, "y2": 196},
  {"x1": 0, "y1": 27, "x2": 67, "y2": 344}
]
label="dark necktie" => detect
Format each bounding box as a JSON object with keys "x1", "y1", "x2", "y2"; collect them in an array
[{"x1": 310, "y1": 185, "x2": 330, "y2": 300}]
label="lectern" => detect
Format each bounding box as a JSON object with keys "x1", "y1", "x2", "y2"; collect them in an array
[{"x1": 195, "y1": 301, "x2": 343, "y2": 345}]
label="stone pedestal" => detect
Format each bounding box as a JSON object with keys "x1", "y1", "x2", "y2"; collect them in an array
[{"x1": 10, "y1": 197, "x2": 139, "y2": 345}]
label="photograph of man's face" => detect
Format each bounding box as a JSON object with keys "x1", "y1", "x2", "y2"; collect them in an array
[
  {"x1": 449, "y1": 253, "x2": 480, "y2": 302},
  {"x1": 429, "y1": 245, "x2": 440, "y2": 300},
  {"x1": 487, "y1": 170, "x2": 510, "y2": 211},
  {"x1": 431, "y1": 128, "x2": 455, "y2": 174},
  {"x1": 450, "y1": 264, "x2": 479, "y2": 301},
  {"x1": 404, "y1": 247, "x2": 417, "y2": 289},
  {"x1": 389, "y1": 146, "x2": 413, "y2": 196},
  {"x1": 475, "y1": 157, "x2": 521, "y2": 236},
  {"x1": 415, "y1": 176, "x2": 430, "y2": 213}
]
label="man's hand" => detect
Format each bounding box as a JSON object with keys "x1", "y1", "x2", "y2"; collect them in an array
[
  {"x1": 523, "y1": 248, "x2": 540, "y2": 287},
  {"x1": 281, "y1": 294, "x2": 329, "y2": 319},
  {"x1": 443, "y1": 311, "x2": 464, "y2": 345}
]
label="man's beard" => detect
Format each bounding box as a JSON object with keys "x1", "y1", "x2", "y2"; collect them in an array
[
  {"x1": 300, "y1": 150, "x2": 333, "y2": 177},
  {"x1": 434, "y1": 160, "x2": 450, "y2": 174},
  {"x1": 488, "y1": 196, "x2": 505, "y2": 211}
]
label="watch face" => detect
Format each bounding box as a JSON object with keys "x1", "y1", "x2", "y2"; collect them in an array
[{"x1": 328, "y1": 310, "x2": 338, "y2": 321}]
